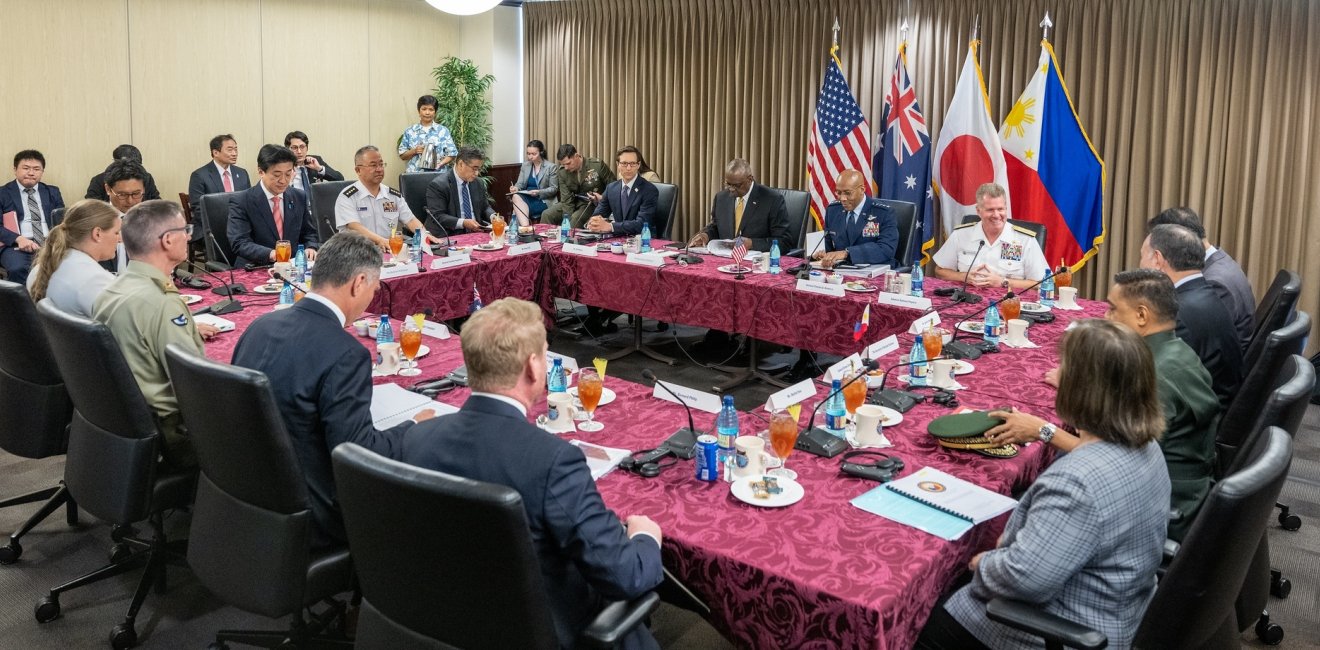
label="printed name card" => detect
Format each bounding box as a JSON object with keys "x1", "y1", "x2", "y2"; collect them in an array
[
  {"x1": 507, "y1": 241, "x2": 542, "y2": 256},
  {"x1": 546, "y1": 351, "x2": 579, "y2": 374},
  {"x1": 766, "y1": 379, "x2": 818, "y2": 412},
  {"x1": 875, "y1": 292, "x2": 932, "y2": 311},
  {"x1": 562, "y1": 243, "x2": 599, "y2": 257},
  {"x1": 653, "y1": 381, "x2": 722, "y2": 414},
  {"x1": 380, "y1": 262, "x2": 420, "y2": 279},
  {"x1": 827, "y1": 353, "x2": 864, "y2": 381},
  {"x1": 626, "y1": 252, "x2": 667, "y2": 268},
  {"x1": 421, "y1": 319, "x2": 451, "y2": 340},
  {"x1": 795, "y1": 279, "x2": 846, "y2": 297},
  {"x1": 908, "y1": 311, "x2": 942, "y2": 335},
  {"x1": 866, "y1": 334, "x2": 900, "y2": 360},
  {"x1": 429, "y1": 253, "x2": 471, "y2": 271}
]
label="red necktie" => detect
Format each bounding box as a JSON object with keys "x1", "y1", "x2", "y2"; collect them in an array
[
  {"x1": 272, "y1": 196, "x2": 284, "y2": 238},
  {"x1": 222, "y1": 168, "x2": 234, "y2": 192}
]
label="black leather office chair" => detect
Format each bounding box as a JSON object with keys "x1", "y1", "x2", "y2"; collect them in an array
[
  {"x1": 1215, "y1": 312, "x2": 1310, "y2": 477},
  {"x1": 399, "y1": 172, "x2": 441, "y2": 225},
  {"x1": 986, "y1": 426, "x2": 1294, "y2": 650},
  {"x1": 1245, "y1": 269, "x2": 1301, "y2": 369},
  {"x1": 331, "y1": 443, "x2": 659, "y2": 649},
  {"x1": 773, "y1": 188, "x2": 810, "y2": 253},
  {"x1": 961, "y1": 215, "x2": 1048, "y2": 252},
  {"x1": 652, "y1": 182, "x2": 678, "y2": 239},
  {"x1": 165, "y1": 345, "x2": 354, "y2": 649},
  {"x1": 878, "y1": 198, "x2": 918, "y2": 271},
  {"x1": 199, "y1": 191, "x2": 244, "y2": 269},
  {"x1": 34, "y1": 302, "x2": 196, "y2": 649},
  {"x1": 311, "y1": 180, "x2": 352, "y2": 245},
  {"x1": 0, "y1": 284, "x2": 76, "y2": 564}
]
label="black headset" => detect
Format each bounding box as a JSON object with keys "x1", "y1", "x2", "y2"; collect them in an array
[
  {"x1": 618, "y1": 447, "x2": 680, "y2": 478},
  {"x1": 839, "y1": 450, "x2": 905, "y2": 482}
]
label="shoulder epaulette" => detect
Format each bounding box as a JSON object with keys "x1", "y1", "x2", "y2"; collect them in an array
[
  {"x1": 388, "y1": 187, "x2": 402, "y2": 197},
  {"x1": 341, "y1": 185, "x2": 359, "y2": 197},
  {"x1": 1011, "y1": 223, "x2": 1037, "y2": 236},
  {"x1": 953, "y1": 220, "x2": 978, "y2": 230}
]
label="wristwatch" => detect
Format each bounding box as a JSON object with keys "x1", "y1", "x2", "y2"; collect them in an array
[
  {"x1": 1000, "y1": 279, "x2": 1010, "y2": 289},
  {"x1": 1038, "y1": 423, "x2": 1057, "y2": 443}
]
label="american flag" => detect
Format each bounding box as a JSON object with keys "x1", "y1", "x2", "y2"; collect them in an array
[
  {"x1": 808, "y1": 49, "x2": 873, "y2": 229},
  {"x1": 469, "y1": 283, "x2": 483, "y2": 313},
  {"x1": 731, "y1": 237, "x2": 748, "y2": 269}
]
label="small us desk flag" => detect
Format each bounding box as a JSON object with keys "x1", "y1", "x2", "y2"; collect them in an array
[
  {"x1": 731, "y1": 237, "x2": 748, "y2": 270},
  {"x1": 469, "y1": 283, "x2": 483, "y2": 313},
  {"x1": 873, "y1": 42, "x2": 934, "y2": 264},
  {"x1": 808, "y1": 44, "x2": 873, "y2": 230}
]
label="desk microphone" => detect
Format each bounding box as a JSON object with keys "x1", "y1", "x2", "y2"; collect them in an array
[
  {"x1": 640, "y1": 369, "x2": 702, "y2": 459},
  {"x1": 204, "y1": 232, "x2": 248, "y2": 301},
  {"x1": 797, "y1": 358, "x2": 879, "y2": 458},
  {"x1": 422, "y1": 207, "x2": 452, "y2": 255},
  {"x1": 942, "y1": 274, "x2": 1051, "y2": 358},
  {"x1": 951, "y1": 240, "x2": 985, "y2": 304},
  {"x1": 795, "y1": 231, "x2": 835, "y2": 280},
  {"x1": 271, "y1": 270, "x2": 310, "y2": 295},
  {"x1": 185, "y1": 260, "x2": 245, "y2": 315}
]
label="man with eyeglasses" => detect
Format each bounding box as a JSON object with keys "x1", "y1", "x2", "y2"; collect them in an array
[
  {"x1": 0, "y1": 149, "x2": 65, "y2": 284},
  {"x1": 688, "y1": 158, "x2": 790, "y2": 253},
  {"x1": 284, "y1": 131, "x2": 344, "y2": 198},
  {"x1": 424, "y1": 146, "x2": 496, "y2": 233},
  {"x1": 228, "y1": 144, "x2": 319, "y2": 267},
  {"x1": 98, "y1": 158, "x2": 151, "y2": 274},
  {"x1": 336, "y1": 145, "x2": 441, "y2": 250},
  {"x1": 94, "y1": 200, "x2": 219, "y2": 470}
]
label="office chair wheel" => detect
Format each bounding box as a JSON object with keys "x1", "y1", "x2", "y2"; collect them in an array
[
  {"x1": 34, "y1": 595, "x2": 60, "y2": 623},
  {"x1": 1278, "y1": 508, "x2": 1301, "y2": 531},
  {"x1": 110, "y1": 622, "x2": 137, "y2": 649},
  {"x1": 1255, "y1": 612, "x2": 1284, "y2": 645},
  {"x1": 0, "y1": 541, "x2": 21, "y2": 564},
  {"x1": 1271, "y1": 576, "x2": 1292, "y2": 598},
  {"x1": 109, "y1": 542, "x2": 132, "y2": 564}
]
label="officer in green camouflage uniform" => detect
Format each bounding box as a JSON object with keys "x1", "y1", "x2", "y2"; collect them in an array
[{"x1": 540, "y1": 144, "x2": 614, "y2": 229}]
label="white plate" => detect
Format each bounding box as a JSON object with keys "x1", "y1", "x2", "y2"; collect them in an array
[
  {"x1": 180, "y1": 294, "x2": 202, "y2": 305},
  {"x1": 953, "y1": 360, "x2": 974, "y2": 375},
  {"x1": 1020, "y1": 302, "x2": 1050, "y2": 313},
  {"x1": 717, "y1": 264, "x2": 756, "y2": 275},
  {"x1": 875, "y1": 405, "x2": 904, "y2": 426},
  {"x1": 956, "y1": 321, "x2": 984, "y2": 334},
  {"x1": 252, "y1": 283, "x2": 282, "y2": 295},
  {"x1": 569, "y1": 386, "x2": 616, "y2": 407},
  {"x1": 730, "y1": 475, "x2": 805, "y2": 508},
  {"x1": 475, "y1": 242, "x2": 504, "y2": 251},
  {"x1": 844, "y1": 282, "x2": 878, "y2": 293}
]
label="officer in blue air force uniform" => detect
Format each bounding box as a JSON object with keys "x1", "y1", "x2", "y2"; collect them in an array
[{"x1": 814, "y1": 169, "x2": 899, "y2": 268}]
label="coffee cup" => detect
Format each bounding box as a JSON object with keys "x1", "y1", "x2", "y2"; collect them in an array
[
  {"x1": 853, "y1": 404, "x2": 890, "y2": 447},
  {"x1": 1058, "y1": 286, "x2": 1079, "y2": 308},
  {"x1": 546, "y1": 392, "x2": 577, "y2": 430},
  {"x1": 732, "y1": 436, "x2": 776, "y2": 478},
  {"x1": 269, "y1": 262, "x2": 294, "y2": 284},
  {"x1": 376, "y1": 342, "x2": 401, "y2": 374},
  {"x1": 930, "y1": 359, "x2": 958, "y2": 389},
  {"x1": 610, "y1": 242, "x2": 624, "y2": 254},
  {"x1": 898, "y1": 272, "x2": 912, "y2": 295},
  {"x1": 353, "y1": 319, "x2": 370, "y2": 337},
  {"x1": 826, "y1": 273, "x2": 844, "y2": 285},
  {"x1": 1006, "y1": 318, "x2": 1030, "y2": 344}
]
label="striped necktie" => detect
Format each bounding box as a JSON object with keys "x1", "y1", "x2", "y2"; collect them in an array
[{"x1": 26, "y1": 188, "x2": 43, "y2": 245}]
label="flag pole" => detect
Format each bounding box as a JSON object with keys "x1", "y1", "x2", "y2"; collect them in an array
[
  {"x1": 972, "y1": 14, "x2": 980, "y2": 41},
  {"x1": 1040, "y1": 11, "x2": 1053, "y2": 41}
]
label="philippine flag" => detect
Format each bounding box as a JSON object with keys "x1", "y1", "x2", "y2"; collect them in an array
[
  {"x1": 932, "y1": 40, "x2": 1011, "y2": 239},
  {"x1": 998, "y1": 42, "x2": 1105, "y2": 270}
]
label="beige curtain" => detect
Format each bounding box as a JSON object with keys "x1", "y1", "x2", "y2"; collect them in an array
[{"x1": 526, "y1": 0, "x2": 1320, "y2": 349}]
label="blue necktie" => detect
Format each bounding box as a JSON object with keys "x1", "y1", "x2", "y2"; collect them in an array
[
  {"x1": 620, "y1": 184, "x2": 630, "y2": 218},
  {"x1": 461, "y1": 182, "x2": 473, "y2": 218}
]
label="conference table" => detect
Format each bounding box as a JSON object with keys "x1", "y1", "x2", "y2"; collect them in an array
[{"x1": 186, "y1": 241, "x2": 1106, "y2": 649}]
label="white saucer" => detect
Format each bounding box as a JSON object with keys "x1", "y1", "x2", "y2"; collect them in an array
[
  {"x1": 956, "y1": 321, "x2": 984, "y2": 334},
  {"x1": 717, "y1": 264, "x2": 755, "y2": 275},
  {"x1": 252, "y1": 284, "x2": 282, "y2": 295},
  {"x1": 475, "y1": 242, "x2": 504, "y2": 251},
  {"x1": 730, "y1": 475, "x2": 805, "y2": 508},
  {"x1": 1021, "y1": 302, "x2": 1050, "y2": 313},
  {"x1": 844, "y1": 282, "x2": 878, "y2": 293},
  {"x1": 953, "y1": 360, "x2": 974, "y2": 375},
  {"x1": 569, "y1": 385, "x2": 616, "y2": 407},
  {"x1": 180, "y1": 294, "x2": 202, "y2": 305}
]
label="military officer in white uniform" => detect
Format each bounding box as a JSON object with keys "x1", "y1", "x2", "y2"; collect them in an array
[
  {"x1": 335, "y1": 145, "x2": 441, "y2": 250},
  {"x1": 932, "y1": 182, "x2": 1048, "y2": 290}
]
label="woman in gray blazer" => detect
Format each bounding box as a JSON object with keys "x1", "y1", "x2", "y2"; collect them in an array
[
  {"x1": 917, "y1": 319, "x2": 1171, "y2": 650},
  {"x1": 509, "y1": 139, "x2": 558, "y2": 226}
]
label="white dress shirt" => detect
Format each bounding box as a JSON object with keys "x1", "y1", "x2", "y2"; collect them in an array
[
  {"x1": 29, "y1": 248, "x2": 116, "y2": 318},
  {"x1": 303, "y1": 292, "x2": 346, "y2": 327}
]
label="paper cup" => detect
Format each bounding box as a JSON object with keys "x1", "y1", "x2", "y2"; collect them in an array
[
  {"x1": 1007, "y1": 319, "x2": 1030, "y2": 344},
  {"x1": 854, "y1": 404, "x2": 888, "y2": 446},
  {"x1": 1058, "y1": 286, "x2": 1079, "y2": 307},
  {"x1": 930, "y1": 359, "x2": 958, "y2": 389},
  {"x1": 353, "y1": 320, "x2": 370, "y2": 337}
]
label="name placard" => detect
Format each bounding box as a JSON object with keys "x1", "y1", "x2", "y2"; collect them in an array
[
  {"x1": 562, "y1": 243, "x2": 599, "y2": 257},
  {"x1": 866, "y1": 334, "x2": 900, "y2": 360},
  {"x1": 380, "y1": 262, "x2": 420, "y2": 279},
  {"x1": 429, "y1": 253, "x2": 471, "y2": 271},
  {"x1": 826, "y1": 353, "x2": 864, "y2": 381},
  {"x1": 875, "y1": 292, "x2": 932, "y2": 311},
  {"x1": 507, "y1": 241, "x2": 542, "y2": 257},
  {"x1": 626, "y1": 252, "x2": 667, "y2": 268},
  {"x1": 909, "y1": 311, "x2": 942, "y2": 335},
  {"x1": 795, "y1": 279, "x2": 846, "y2": 297},
  {"x1": 546, "y1": 351, "x2": 579, "y2": 374},
  {"x1": 766, "y1": 379, "x2": 818, "y2": 412},
  {"x1": 421, "y1": 319, "x2": 451, "y2": 340},
  {"x1": 653, "y1": 381, "x2": 722, "y2": 414}
]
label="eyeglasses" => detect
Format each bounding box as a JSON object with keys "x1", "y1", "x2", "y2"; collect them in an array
[
  {"x1": 110, "y1": 189, "x2": 145, "y2": 200},
  {"x1": 158, "y1": 224, "x2": 194, "y2": 240},
  {"x1": 359, "y1": 161, "x2": 387, "y2": 169},
  {"x1": 288, "y1": 143, "x2": 308, "y2": 151},
  {"x1": 617, "y1": 161, "x2": 640, "y2": 168}
]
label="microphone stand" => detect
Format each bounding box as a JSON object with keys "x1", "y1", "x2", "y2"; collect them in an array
[
  {"x1": 795, "y1": 231, "x2": 834, "y2": 280},
  {"x1": 641, "y1": 369, "x2": 703, "y2": 459},
  {"x1": 422, "y1": 207, "x2": 451, "y2": 256},
  {"x1": 186, "y1": 260, "x2": 245, "y2": 316},
  {"x1": 205, "y1": 231, "x2": 247, "y2": 303},
  {"x1": 951, "y1": 240, "x2": 986, "y2": 304},
  {"x1": 943, "y1": 273, "x2": 1051, "y2": 358},
  {"x1": 795, "y1": 358, "x2": 879, "y2": 457}
]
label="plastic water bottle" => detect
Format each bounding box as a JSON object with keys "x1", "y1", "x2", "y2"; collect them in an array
[
  {"x1": 560, "y1": 217, "x2": 571, "y2": 242},
  {"x1": 376, "y1": 314, "x2": 394, "y2": 345},
  {"x1": 984, "y1": 303, "x2": 1003, "y2": 345},
  {"x1": 909, "y1": 334, "x2": 928, "y2": 387},
  {"x1": 278, "y1": 281, "x2": 294, "y2": 306},
  {"x1": 1039, "y1": 269, "x2": 1056, "y2": 308},
  {"x1": 769, "y1": 239, "x2": 782, "y2": 275},
  {"x1": 412, "y1": 229, "x2": 425, "y2": 264},
  {"x1": 506, "y1": 217, "x2": 519, "y2": 246},
  {"x1": 910, "y1": 263, "x2": 924, "y2": 297},
  {"x1": 716, "y1": 395, "x2": 740, "y2": 481},
  {"x1": 640, "y1": 223, "x2": 652, "y2": 253},
  {"x1": 293, "y1": 245, "x2": 307, "y2": 282},
  {"x1": 547, "y1": 358, "x2": 566, "y2": 394},
  {"x1": 823, "y1": 379, "x2": 848, "y2": 437}
]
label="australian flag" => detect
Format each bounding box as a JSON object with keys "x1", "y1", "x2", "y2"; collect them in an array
[{"x1": 873, "y1": 44, "x2": 934, "y2": 265}]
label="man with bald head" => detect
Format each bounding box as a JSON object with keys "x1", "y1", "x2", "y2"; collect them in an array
[
  {"x1": 932, "y1": 182, "x2": 1047, "y2": 290},
  {"x1": 814, "y1": 170, "x2": 898, "y2": 268},
  {"x1": 689, "y1": 158, "x2": 790, "y2": 253}
]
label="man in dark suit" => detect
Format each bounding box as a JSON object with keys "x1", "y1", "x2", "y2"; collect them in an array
[
  {"x1": 689, "y1": 158, "x2": 790, "y2": 253},
  {"x1": 586, "y1": 146, "x2": 657, "y2": 237},
  {"x1": 284, "y1": 131, "x2": 344, "y2": 200},
  {"x1": 85, "y1": 144, "x2": 162, "y2": 202},
  {"x1": 816, "y1": 170, "x2": 898, "y2": 267},
  {"x1": 1142, "y1": 224, "x2": 1244, "y2": 406},
  {"x1": 400, "y1": 297, "x2": 664, "y2": 649},
  {"x1": 233, "y1": 232, "x2": 435, "y2": 548},
  {"x1": 1148, "y1": 207, "x2": 1255, "y2": 350},
  {"x1": 0, "y1": 149, "x2": 65, "y2": 284},
  {"x1": 425, "y1": 145, "x2": 495, "y2": 233},
  {"x1": 228, "y1": 144, "x2": 319, "y2": 266},
  {"x1": 187, "y1": 133, "x2": 252, "y2": 209}
]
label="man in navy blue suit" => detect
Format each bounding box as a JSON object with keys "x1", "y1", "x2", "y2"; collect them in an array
[
  {"x1": 586, "y1": 145, "x2": 657, "y2": 237},
  {"x1": 0, "y1": 150, "x2": 65, "y2": 283},
  {"x1": 187, "y1": 134, "x2": 251, "y2": 209},
  {"x1": 400, "y1": 298, "x2": 664, "y2": 649},
  {"x1": 227, "y1": 144, "x2": 319, "y2": 267},
  {"x1": 814, "y1": 169, "x2": 898, "y2": 268},
  {"x1": 233, "y1": 232, "x2": 435, "y2": 548}
]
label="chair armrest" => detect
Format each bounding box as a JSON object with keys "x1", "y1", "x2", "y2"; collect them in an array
[
  {"x1": 986, "y1": 598, "x2": 1108, "y2": 650},
  {"x1": 1157, "y1": 538, "x2": 1181, "y2": 580},
  {"x1": 580, "y1": 592, "x2": 660, "y2": 648}
]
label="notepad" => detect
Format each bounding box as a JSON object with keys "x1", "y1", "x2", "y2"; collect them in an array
[
  {"x1": 370, "y1": 383, "x2": 456, "y2": 429},
  {"x1": 192, "y1": 314, "x2": 235, "y2": 332},
  {"x1": 569, "y1": 440, "x2": 631, "y2": 481},
  {"x1": 851, "y1": 466, "x2": 1018, "y2": 541}
]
